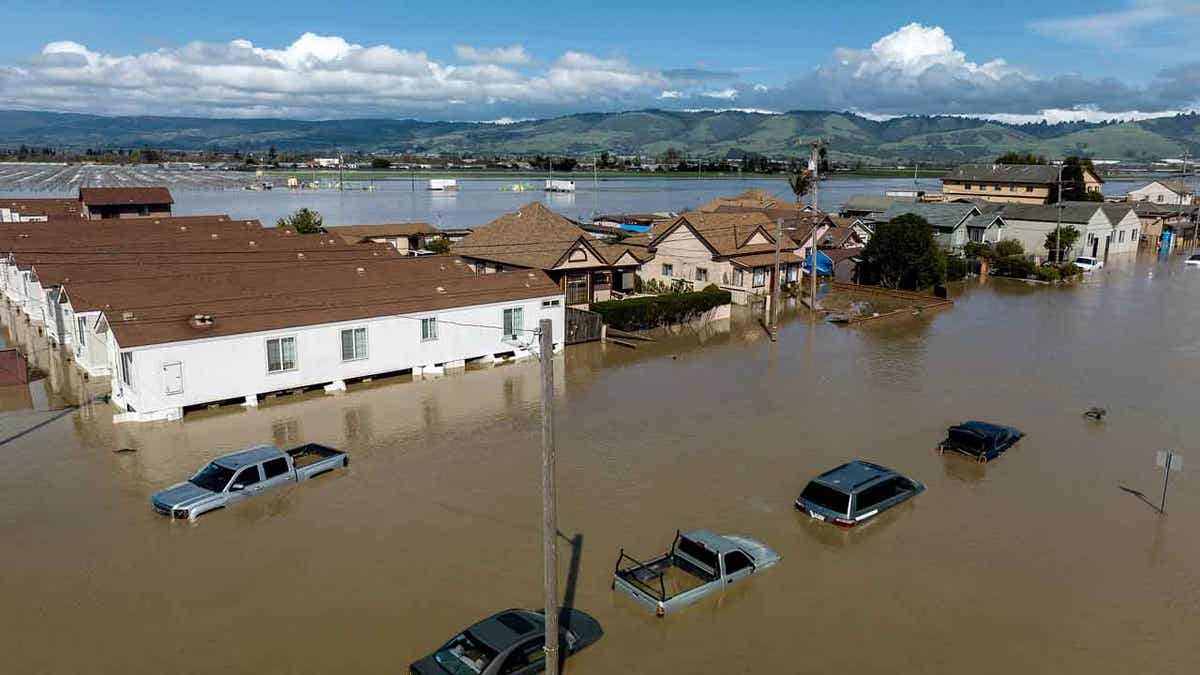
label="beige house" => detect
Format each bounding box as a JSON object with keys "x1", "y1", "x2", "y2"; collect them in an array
[
  {"x1": 453, "y1": 202, "x2": 644, "y2": 306},
  {"x1": 1126, "y1": 179, "x2": 1195, "y2": 206},
  {"x1": 942, "y1": 164, "x2": 1103, "y2": 204},
  {"x1": 634, "y1": 212, "x2": 802, "y2": 304},
  {"x1": 329, "y1": 222, "x2": 439, "y2": 254}
]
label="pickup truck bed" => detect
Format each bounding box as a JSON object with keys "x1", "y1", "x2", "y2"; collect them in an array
[{"x1": 288, "y1": 443, "x2": 346, "y2": 469}]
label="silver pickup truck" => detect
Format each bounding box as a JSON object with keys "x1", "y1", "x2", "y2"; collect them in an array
[
  {"x1": 612, "y1": 529, "x2": 779, "y2": 617},
  {"x1": 151, "y1": 443, "x2": 348, "y2": 520}
]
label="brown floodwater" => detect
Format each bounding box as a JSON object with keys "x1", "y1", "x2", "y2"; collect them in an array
[{"x1": 2, "y1": 254, "x2": 1199, "y2": 675}]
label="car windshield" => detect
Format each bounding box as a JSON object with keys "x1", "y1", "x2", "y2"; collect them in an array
[
  {"x1": 433, "y1": 632, "x2": 497, "y2": 675},
  {"x1": 1190, "y1": 255, "x2": 1200, "y2": 262},
  {"x1": 1074, "y1": 257, "x2": 1093, "y2": 264},
  {"x1": 800, "y1": 481, "x2": 851, "y2": 515},
  {"x1": 189, "y1": 463, "x2": 236, "y2": 492}
]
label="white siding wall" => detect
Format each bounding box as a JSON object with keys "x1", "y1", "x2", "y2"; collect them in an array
[
  {"x1": 110, "y1": 295, "x2": 565, "y2": 417},
  {"x1": 1128, "y1": 182, "x2": 1192, "y2": 206}
]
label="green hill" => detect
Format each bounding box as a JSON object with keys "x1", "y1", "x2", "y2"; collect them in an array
[{"x1": 2, "y1": 108, "x2": 1198, "y2": 163}]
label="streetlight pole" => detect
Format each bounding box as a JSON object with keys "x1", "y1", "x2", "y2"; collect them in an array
[
  {"x1": 538, "y1": 319, "x2": 560, "y2": 675},
  {"x1": 770, "y1": 218, "x2": 783, "y2": 341},
  {"x1": 1056, "y1": 163, "x2": 1063, "y2": 263}
]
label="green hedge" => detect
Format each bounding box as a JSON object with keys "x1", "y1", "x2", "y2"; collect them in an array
[
  {"x1": 591, "y1": 285, "x2": 731, "y2": 331},
  {"x1": 992, "y1": 255, "x2": 1036, "y2": 278}
]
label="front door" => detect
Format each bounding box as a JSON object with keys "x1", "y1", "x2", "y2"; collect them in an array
[
  {"x1": 163, "y1": 361, "x2": 183, "y2": 395},
  {"x1": 565, "y1": 272, "x2": 589, "y2": 305},
  {"x1": 1091, "y1": 236, "x2": 1099, "y2": 258}
]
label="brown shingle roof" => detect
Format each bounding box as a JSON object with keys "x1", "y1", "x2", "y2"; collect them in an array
[
  {"x1": 655, "y1": 212, "x2": 799, "y2": 259},
  {"x1": 329, "y1": 222, "x2": 438, "y2": 242},
  {"x1": 69, "y1": 256, "x2": 560, "y2": 347},
  {"x1": 697, "y1": 189, "x2": 793, "y2": 212},
  {"x1": 79, "y1": 186, "x2": 174, "y2": 206},
  {"x1": 453, "y1": 202, "x2": 607, "y2": 269},
  {"x1": 1, "y1": 198, "x2": 81, "y2": 218}
]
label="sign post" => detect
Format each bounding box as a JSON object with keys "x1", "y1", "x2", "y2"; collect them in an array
[{"x1": 1155, "y1": 450, "x2": 1183, "y2": 514}]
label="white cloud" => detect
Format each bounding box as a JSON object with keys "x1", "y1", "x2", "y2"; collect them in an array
[
  {"x1": 702, "y1": 88, "x2": 738, "y2": 100},
  {"x1": 1029, "y1": 1, "x2": 1200, "y2": 46},
  {"x1": 658, "y1": 90, "x2": 684, "y2": 99},
  {"x1": 970, "y1": 108, "x2": 1185, "y2": 124},
  {"x1": 454, "y1": 45, "x2": 531, "y2": 65}
]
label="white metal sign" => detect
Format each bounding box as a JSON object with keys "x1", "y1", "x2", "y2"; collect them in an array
[{"x1": 1156, "y1": 451, "x2": 1183, "y2": 472}]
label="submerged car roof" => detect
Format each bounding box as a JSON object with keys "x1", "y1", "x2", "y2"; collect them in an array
[
  {"x1": 214, "y1": 445, "x2": 283, "y2": 469},
  {"x1": 813, "y1": 460, "x2": 895, "y2": 493},
  {"x1": 681, "y1": 529, "x2": 745, "y2": 555},
  {"x1": 952, "y1": 421, "x2": 1014, "y2": 439},
  {"x1": 467, "y1": 610, "x2": 543, "y2": 653}
]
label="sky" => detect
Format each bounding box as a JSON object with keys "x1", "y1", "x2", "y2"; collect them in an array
[{"x1": 0, "y1": 0, "x2": 1198, "y2": 122}]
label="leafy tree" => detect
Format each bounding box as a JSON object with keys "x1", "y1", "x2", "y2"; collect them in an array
[
  {"x1": 268, "y1": 145, "x2": 278, "y2": 161},
  {"x1": 860, "y1": 214, "x2": 946, "y2": 290},
  {"x1": 426, "y1": 237, "x2": 451, "y2": 254},
  {"x1": 276, "y1": 207, "x2": 323, "y2": 234},
  {"x1": 995, "y1": 152, "x2": 1046, "y2": 165},
  {"x1": 1057, "y1": 156, "x2": 1102, "y2": 202},
  {"x1": 370, "y1": 157, "x2": 392, "y2": 169},
  {"x1": 1044, "y1": 224, "x2": 1080, "y2": 262}
]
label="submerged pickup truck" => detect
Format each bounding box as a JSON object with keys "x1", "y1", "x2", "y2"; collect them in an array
[
  {"x1": 151, "y1": 443, "x2": 348, "y2": 520},
  {"x1": 612, "y1": 529, "x2": 779, "y2": 617}
]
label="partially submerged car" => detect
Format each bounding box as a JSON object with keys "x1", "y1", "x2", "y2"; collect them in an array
[
  {"x1": 409, "y1": 608, "x2": 602, "y2": 675},
  {"x1": 1185, "y1": 253, "x2": 1200, "y2": 267},
  {"x1": 1072, "y1": 256, "x2": 1104, "y2": 271},
  {"x1": 612, "y1": 529, "x2": 779, "y2": 617},
  {"x1": 151, "y1": 443, "x2": 348, "y2": 520},
  {"x1": 795, "y1": 461, "x2": 924, "y2": 527},
  {"x1": 938, "y1": 421, "x2": 1024, "y2": 463}
]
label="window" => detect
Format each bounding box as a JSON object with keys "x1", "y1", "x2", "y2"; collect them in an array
[
  {"x1": 421, "y1": 318, "x2": 438, "y2": 342},
  {"x1": 341, "y1": 327, "x2": 368, "y2": 360},
  {"x1": 567, "y1": 248, "x2": 588, "y2": 262},
  {"x1": 76, "y1": 316, "x2": 87, "y2": 347},
  {"x1": 752, "y1": 268, "x2": 766, "y2": 287},
  {"x1": 503, "y1": 307, "x2": 524, "y2": 339},
  {"x1": 662, "y1": 263, "x2": 674, "y2": 277},
  {"x1": 1132, "y1": 228, "x2": 1139, "y2": 241},
  {"x1": 724, "y1": 551, "x2": 754, "y2": 575},
  {"x1": 799, "y1": 482, "x2": 850, "y2": 515},
  {"x1": 675, "y1": 537, "x2": 720, "y2": 578},
  {"x1": 541, "y1": 299, "x2": 560, "y2": 308},
  {"x1": 233, "y1": 465, "x2": 261, "y2": 488},
  {"x1": 694, "y1": 267, "x2": 708, "y2": 282},
  {"x1": 262, "y1": 457, "x2": 289, "y2": 480},
  {"x1": 266, "y1": 336, "x2": 297, "y2": 373},
  {"x1": 138, "y1": 205, "x2": 150, "y2": 216},
  {"x1": 499, "y1": 637, "x2": 545, "y2": 675},
  {"x1": 1118, "y1": 230, "x2": 1125, "y2": 243},
  {"x1": 732, "y1": 269, "x2": 745, "y2": 287},
  {"x1": 964, "y1": 183, "x2": 973, "y2": 191},
  {"x1": 855, "y1": 477, "x2": 911, "y2": 512},
  {"x1": 1026, "y1": 186, "x2": 1034, "y2": 193},
  {"x1": 120, "y1": 351, "x2": 134, "y2": 388}
]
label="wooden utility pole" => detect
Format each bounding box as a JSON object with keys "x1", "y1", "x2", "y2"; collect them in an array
[
  {"x1": 770, "y1": 217, "x2": 783, "y2": 341},
  {"x1": 1055, "y1": 162, "x2": 1063, "y2": 262},
  {"x1": 809, "y1": 142, "x2": 822, "y2": 312},
  {"x1": 538, "y1": 318, "x2": 560, "y2": 675}
]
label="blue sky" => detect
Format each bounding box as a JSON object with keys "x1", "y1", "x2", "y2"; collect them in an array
[{"x1": 0, "y1": 0, "x2": 1197, "y2": 121}]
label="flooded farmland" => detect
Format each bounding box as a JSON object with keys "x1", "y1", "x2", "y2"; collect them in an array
[{"x1": 1, "y1": 252, "x2": 1198, "y2": 675}]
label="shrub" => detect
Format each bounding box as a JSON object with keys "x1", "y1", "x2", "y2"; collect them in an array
[
  {"x1": 963, "y1": 241, "x2": 994, "y2": 260},
  {"x1": 1058, "y1": 263, "x2": 1083, "y2": 278},
  {"x1": 993, "y1": 255, "x2": 1036, "y2": 278},
  {"x1": 1034, "y1": 265, "x2": 1060, "y2": 282},
  {"x1": 994, "y1": 239, "x2": 1025, "y2": 257},
  {"x1": 591, "y1": 284, "x2": 731, "y2": 331},
  {"x1": 944, "y1": 253, "x2": 968, "y2": 282}
]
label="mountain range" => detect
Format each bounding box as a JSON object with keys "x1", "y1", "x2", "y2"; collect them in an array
[{"x1": 2, "y1": 109, "x2": 1198, "y2": 164}]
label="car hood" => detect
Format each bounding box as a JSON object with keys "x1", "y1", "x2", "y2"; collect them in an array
[
  {"x1": 152, "y1": 482, "x2": 217, "y2": 510},
  {"x1": 722, "y1": 535, "x2": 781, "y2": 568},
  {"x1": 408, "y1": 655, "x2": 445, "y2": 675}
]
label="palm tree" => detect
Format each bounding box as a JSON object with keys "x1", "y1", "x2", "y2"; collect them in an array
[{"x1": 788, "y1": 169, "x2": 816, "y2": 304}]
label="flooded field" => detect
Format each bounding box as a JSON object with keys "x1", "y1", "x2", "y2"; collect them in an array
[{"x1": 2, "y1": 253, "x2": 1199, "y2": 674}]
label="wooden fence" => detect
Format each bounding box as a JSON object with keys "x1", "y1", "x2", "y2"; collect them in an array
[{"x1": 565, "y1": 307, "x2": 603, "y2": 345}]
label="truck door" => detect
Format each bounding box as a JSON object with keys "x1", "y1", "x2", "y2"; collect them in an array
[
  {"x1": 229, "y1": 465, "x2": 263, "y2": 501},
  {"x1": 260, "y1": 457, "x2": 291, "y2": 488},
  {"x1": 163, "y1": 361, "x2": 183, "y2": 395},
  {"x1": 723, "y1": 551, "x2": 755, "y2": 584}
]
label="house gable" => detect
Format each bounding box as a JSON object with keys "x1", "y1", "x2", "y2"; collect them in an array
[
  {"x1": 650, "y1": 218, "x2": 721, "y2": 257},
  {"x1": 744, "y1": 230, "x2": 771, "y2": 246},
  {"x1": 551, "y1": 237, "x2": 607, "y2": 270}
]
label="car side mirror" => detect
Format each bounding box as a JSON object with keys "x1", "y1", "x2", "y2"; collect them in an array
[{"x1": 230, "y1": 483, "x2": 245, "y2": 492}]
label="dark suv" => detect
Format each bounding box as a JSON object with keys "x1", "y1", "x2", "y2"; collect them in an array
[
  {"x1": 938, "y1": 421, "x2": 1024, "y2": 463},
  {"x1": 795, "y1": 461, "x2": 924, "y2": 527}
]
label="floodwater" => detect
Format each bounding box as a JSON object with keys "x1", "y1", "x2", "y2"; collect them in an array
[
  {"x1": 2, "y1": 252, "x2": 1199, "y2": 674},
  {"x1": 2, "y1": 174, "x2": 1145, "y2": 230}
]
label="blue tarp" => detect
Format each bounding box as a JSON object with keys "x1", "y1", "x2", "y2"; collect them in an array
[
  {"x1": 801, "y1": 250, "x2": 834, "y2": 275},
  {"x1": 618, "y1": 223, "x2": 652, "y2": 233}
]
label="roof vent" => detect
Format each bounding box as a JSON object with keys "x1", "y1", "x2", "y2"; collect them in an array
[
  {"x1": 189, "y1": 313, "x2": 214, "y2": 329},
  {"x1": 121, "y1": 311, "x2": 136, "y2": 321},
  {"x1": 297, "y1": 252, "x2": 305, "y2": 259},
  {"x1": 454, "y1": 258, "x2": 463, "y2": 265},
  {"x1": 436, "y1": 286, "x2": 446, "y2": 294},
  {"x1": 178, "y1": 225, "x2": 187, "y2": 231},
  {"x1": 527, "y1": 272, "x2": 536, "y2": 278},
  {"x1": 17, "y1": 233, "x2": 29, "y2": 239},
  {"x1": 248, "y1": 240, "x2": 257, "y2": 247},
  {"x1": 356, "y1": 267, "x2": 366, "y2": 275},
  {"x1": 210, "y1": 233, "x2": 219, "y2": 239},
  {"x1": 440, "y1": 264, "x2": 447, "y2": 271}
]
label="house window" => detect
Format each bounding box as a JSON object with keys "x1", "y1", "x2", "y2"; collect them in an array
[
  {"x1": 752, "y1": 268, "x2": 766, "y2": 287},
  {"x1": 503, "y1": 307, "x2": 524, "y2": 339},
  {"x1": 341, "y1": 327, "x2": 368, "y2": 360},
  {"x1": 1118, "y1": 230, "x2": 1125, "y2": 243},
  {"x1": 1132, "y1": 228, "x2": 1139, "y2": 241},
  {"x1": 266, "y1": 336, "x2": 297, "y2": 373},
  {"x1": 120, "y1": 351, "x2": 134, "y2": 388},
  {"x1": 662, "y1": 263, "x2": 674, "y2": 277},
  {"x1": 541, "y1": 299, "x2": 561, "y2": 308},
  {"x1": 694, "y1": 267, "x2": 708, "y2": 282},
  {"x1": 964, "y1": 183, "x2": 973, "y2": 190},
  {"x1": 421, "y1": 318, "x2": 438, "y2": 342},
  {"x1": 1026, "y1": 186, "x2": 1034, "y2": 193},
  {"x1": 568, "y1": 248, "x2": 588, "y2": 263},
  {"x1": 732, "y1": 269, "x2": 745, "y2": 287},
  {"x1": 76, "y1": 316, "x2": 87, "y2": 347}
]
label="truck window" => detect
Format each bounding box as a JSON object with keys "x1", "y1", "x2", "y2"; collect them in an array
[
  {"x1": 234, "y1": 465, "x2": 261, "y2": 487},
  {"x1": 800, "y1": 482, "x2": 850, "y2": 515},
  {"x1": 856, "y1": 477, "x2": 909, "y2": 511},
  {"x1": 949, "y1": 429, "x2": 985, "y2": 453},
  {"x1": 675, "y1": 537, "x2": 719, "y2": 576},
  {"x1": 724, "y1": 551, "x2": 753, "y2": 575},
  {"x1": 262, "y1": 457, "x2": 288, "y2": 480},
  {"x1": 499, "y1": 636, "x2": 544, "y2": 675}
]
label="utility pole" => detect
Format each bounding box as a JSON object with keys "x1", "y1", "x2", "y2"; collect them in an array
[
  {"x1": 1055, "y1": 162, "x2": 1064, "y2": 263},
  {"x1": 810, "y1": 141, "x2": 822, "y2": 313},
  {"x1": 538, "y1": 318, "x2": 560, "y2": 675},
  {"x1": 338, "y1": 152, "x2": 344, "y2": 192},
  {"x1": 593, "y1": 155, "x2": 599, "y2": 220},
  {"x1": 770, "y1": 217, "x2": 783, "y2": 341}
]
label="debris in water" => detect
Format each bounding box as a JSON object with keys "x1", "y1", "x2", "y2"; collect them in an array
[
  {"x1": 113, "y1": 447, "x2": 137, "y2": 454},
  {"x1": 1083, "y1": 407, "x2": 1107, "y2": 421}
]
